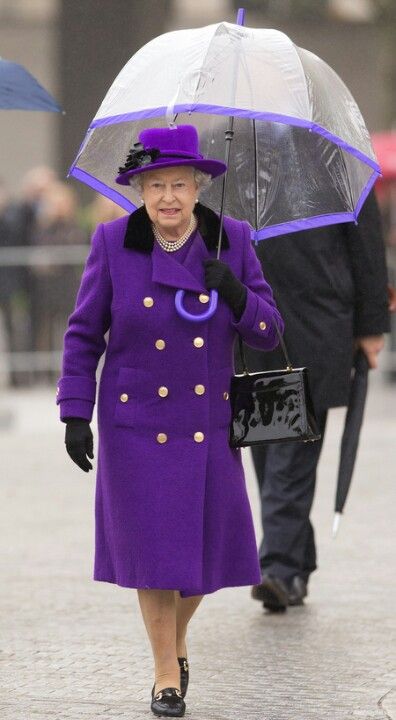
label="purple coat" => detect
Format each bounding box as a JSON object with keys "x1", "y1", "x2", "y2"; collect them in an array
[{"x1": 56, "y1": 204, "x2": 284, "y2": 597}]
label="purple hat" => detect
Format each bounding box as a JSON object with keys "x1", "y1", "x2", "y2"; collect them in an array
[{"x1": 115, "y1": 124, "x2": 227, "y2": 185}]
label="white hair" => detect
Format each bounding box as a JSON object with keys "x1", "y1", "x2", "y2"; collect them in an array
[{"x1": 128, "y1": 167, "x2": 212, "y2": 196}]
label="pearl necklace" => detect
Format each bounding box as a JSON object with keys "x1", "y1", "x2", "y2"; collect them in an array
[{"x1": 153, "y1": 214, "x2": 197, "y2": 252}]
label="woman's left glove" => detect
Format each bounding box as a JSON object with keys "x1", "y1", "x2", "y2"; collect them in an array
[
  {"x1": 203, "y1": 259, "x2": 247, "y2": 320},
  {"x1": 65, "y1": 418, "x2": 94, "y2": 473}
]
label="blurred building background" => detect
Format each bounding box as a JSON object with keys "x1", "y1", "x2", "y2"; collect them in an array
[
  {"x1": 0, "y1": 0, "x2": 395, "y2": 386},
  {"x1": 1, "y1": 0, "x2": 395, "y2": 189}
]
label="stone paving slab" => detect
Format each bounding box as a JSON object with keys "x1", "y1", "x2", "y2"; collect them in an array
[{"x1": 1, "y1": 376, "x2": 395, "y2": 719}]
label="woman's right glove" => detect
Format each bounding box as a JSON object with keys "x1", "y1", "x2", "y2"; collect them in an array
[{"x1": 65, "y1": 418, "x2": 94, "y2": 472}]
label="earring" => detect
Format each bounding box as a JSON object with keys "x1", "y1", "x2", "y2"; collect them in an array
[
  {"x1": 141, "y1": 199, "x2": 145, "y2": 205},
  {"x1": 195, "y1": 199, "x2": 198, "y2": 204}
]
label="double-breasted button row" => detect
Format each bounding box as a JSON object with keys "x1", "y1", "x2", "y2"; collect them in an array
[
  {"x1": 154, "y1": 337, "x2": 204, "y2": 350},
  {"x1": 145, "y1": 295, "x2": 208, "y2": 307},
  {"x1": 120, "y1": 385, "x2": 206, "y2": 402},
  {"x1": 158, "y1": 384, "x2": 206, "y2": 396},
  {"x1": 156, "y1": 431, "x2": 205, "y2": 444}
]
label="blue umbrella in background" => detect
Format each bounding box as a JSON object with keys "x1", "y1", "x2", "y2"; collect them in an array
[{"x1": 0, "y1": 57, "x2": 61, "y2": 112}]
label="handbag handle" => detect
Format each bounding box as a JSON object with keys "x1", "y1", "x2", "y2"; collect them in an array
[{"x1": 238, "y1": 317, "x2": 293, "y2": 374}]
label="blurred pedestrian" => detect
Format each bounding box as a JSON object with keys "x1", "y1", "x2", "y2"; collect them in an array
[
  {"x1": 0, "y1": 180, "x2": 18, "y2": 385},
  {"x1": 247, "y1": 189, "x2": 390, "y2": 611},
  {"x1": 6, "y1": 166, "x2": 58, "y2": 382},
  {"x1": 80, "y1": 192, "x2": 127, "y2": 236},
  {"x1": 31, "y1": 181, "x2": 86, "y2": 381},
  {"x1": 56, "y1": 125, "x2": 283, "y2": 717}
]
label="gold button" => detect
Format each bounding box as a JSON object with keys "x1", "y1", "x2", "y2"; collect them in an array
[
  {"x1": 259, "y1": 321, "x2": 267, "y2": 330},
  {"x1": 199, "y1": 293, "x2": 209, "y2": 304},
  {"x1": 223, "y1": 392, "x2": 229, "y2": 400},
  {"x1": 143, "y1": 296, "x2": 154, "y2": 308},
  {"x1": 194, "y1": 384, "x2": 205, "y2": 395},
  {"x1": 120, "y1": 393, "x2": 129, "y2": 402},
  {"x1": 194, "y1": 431, "x2": 204, "y2": 443},
  {"x1": 193, "y1": 337, "x2": 204, "y2": 348},
  {"x1": 155, "y1": 339, "x2": 166, "y2": 350},
  {"x1": 157, "y1": 433, "x2": 167, "y2": 444},
  {"x1": 158, "y1": 386, "x2": 168, "y2": 397}
]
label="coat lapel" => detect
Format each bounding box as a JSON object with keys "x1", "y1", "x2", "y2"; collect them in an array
[
  {"x1": 123, "y1": 202, "x2": 230, "y2": 294},
  {"x1": 151, "y1": 230, "x2": 209, "y2": 293}
]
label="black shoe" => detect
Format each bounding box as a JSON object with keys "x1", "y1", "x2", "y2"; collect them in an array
[
  {"x1": 177, "y1": 657, "x2": 189, "y2": 698},
  {"x1": 288, "y1": 576, "x2": 308, "y2": 606},
  {"x1": 151, "y1": 687, "x2": 186, "y2": 717},
  {"x1": 251, "y1": 574, "x2": 289, "y2": 611}
]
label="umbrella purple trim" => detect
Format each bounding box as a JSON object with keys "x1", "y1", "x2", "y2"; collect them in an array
[
  {"x1": 354, "y1": 171, "x2": 378, "y2": 217},
  {"x1": 69, "y1": 166, "x2": 380, "y2": 242},
  {"x1": 253, "y1": 211, "x2": 355, "y2": 242},
  {"x1": 88, "y1": 104, "x2": 380, "y2": 173},
  {"x1": 252, "y1": 170, "x2": 379, "y2": 242},
  {"x1": 70, "y1": 167, "x2": 136, "y2": 212}
]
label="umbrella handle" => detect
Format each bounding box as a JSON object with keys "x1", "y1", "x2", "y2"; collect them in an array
[{"x1": 175, "y1": 289, "x2": 218, "y2": 322}]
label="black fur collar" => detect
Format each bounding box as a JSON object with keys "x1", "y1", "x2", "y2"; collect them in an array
[{"x1": 123, "y1": 201, "x2": 229, "y2": 253}]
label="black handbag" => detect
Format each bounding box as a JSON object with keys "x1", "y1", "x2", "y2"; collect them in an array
[{"x1": 229, "y1": 321, "x2": 321, "y2": 447}]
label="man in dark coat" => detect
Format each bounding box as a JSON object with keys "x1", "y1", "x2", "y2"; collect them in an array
[{"x1": 244, "y1": 189, "x2": 390, "y2": 611}]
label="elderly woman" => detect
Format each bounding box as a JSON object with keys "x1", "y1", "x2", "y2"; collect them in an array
[{"x1": 56, "y1": 125, "x2": 283, "y2": 718}]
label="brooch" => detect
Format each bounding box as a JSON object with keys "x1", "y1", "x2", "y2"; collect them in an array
[{"x1": 118, "y1": 143, "x2": 161, "y2": 173}]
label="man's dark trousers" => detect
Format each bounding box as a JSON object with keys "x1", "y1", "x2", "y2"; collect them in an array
[{"x1": 251, "y1": 411, "x2": 328, "y2": 585}]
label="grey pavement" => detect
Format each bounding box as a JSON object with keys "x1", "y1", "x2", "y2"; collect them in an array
[{"x1": 1, "y1": 374, "x2": 395, "y2": 720}]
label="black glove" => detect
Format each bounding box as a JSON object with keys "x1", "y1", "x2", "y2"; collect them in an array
[
  {"x1": 204, "y1": 259, "x2": 247, "y2": 320},
  {"x1": 65, "y1": 418, "x2": 94, "y2": 473}
]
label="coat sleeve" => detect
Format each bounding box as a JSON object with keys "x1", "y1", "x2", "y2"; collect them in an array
[
  {"x1": 345, "y1": 190, "x2": 390, "y2": 337},
  {"x1": 55, "y1": 223, "x2": 112, "y2": 422},
  {"x1": 232, "y1": 222, "x2": 284, "y2": 350}
]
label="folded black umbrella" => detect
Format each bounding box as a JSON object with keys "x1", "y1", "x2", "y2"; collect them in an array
[{"x1": 333, "y1": 349, "x2": 370, "y2": 536}]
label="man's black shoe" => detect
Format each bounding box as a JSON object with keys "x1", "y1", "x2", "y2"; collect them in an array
[
  {"x1": 288, "y1": 576, "x2": 308, "y2": 606},
  {"x1": 251, "y1": 574, "x2": 289, "y2": 611}
]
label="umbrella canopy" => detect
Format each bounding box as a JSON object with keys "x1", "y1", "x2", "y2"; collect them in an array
[
  {"x1": 0, "y1": 57, "x2": 61, "y2": 112},
  {"x1": 333, "y1": 350, "x2": 369, "y2": 536},
  {"x1": 70, "y1": 20, "x2": 380, "y2": 241}
]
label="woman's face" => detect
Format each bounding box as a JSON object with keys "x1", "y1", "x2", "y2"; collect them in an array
[{"x1": 140, "y1": 166, "x2": 198, "y2": 239}]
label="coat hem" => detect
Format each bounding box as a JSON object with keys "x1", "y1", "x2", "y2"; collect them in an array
[{"x1": 93, "y1": 573, "x2": 261, "y2": 597}]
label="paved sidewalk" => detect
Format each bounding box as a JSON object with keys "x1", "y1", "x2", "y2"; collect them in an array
[{"x1": 1, "y1": 375, "x2": 395, "y2": 720}]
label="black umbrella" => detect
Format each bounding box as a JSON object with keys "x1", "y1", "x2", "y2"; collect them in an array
[{"x1": 333, "y1": 349, "x2": 370, "y2": 536}]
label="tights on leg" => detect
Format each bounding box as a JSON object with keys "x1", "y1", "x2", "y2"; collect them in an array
[
  {"x1": 174, "y1": 591, "x2": 203, "y2": 658},
  {"x1": 137, "y1": 588, "x2": 203, "y2": 694}
]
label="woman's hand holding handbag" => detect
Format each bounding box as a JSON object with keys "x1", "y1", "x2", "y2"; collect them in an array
[{"x1": 65, "y1": 419, "x2": 94, "y2": 472}]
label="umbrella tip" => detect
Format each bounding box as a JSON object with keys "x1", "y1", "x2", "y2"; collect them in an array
[{"x1": 332, "y1": 512, "x2": 342, "y2": 538}]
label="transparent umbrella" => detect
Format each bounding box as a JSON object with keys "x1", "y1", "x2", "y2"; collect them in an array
[
  {"x1": 70, "y1": 11, "x2": 379, "y2": 237},
  {"x1": 69, "y1": 8, "x2": 380, "y2": 321}
]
